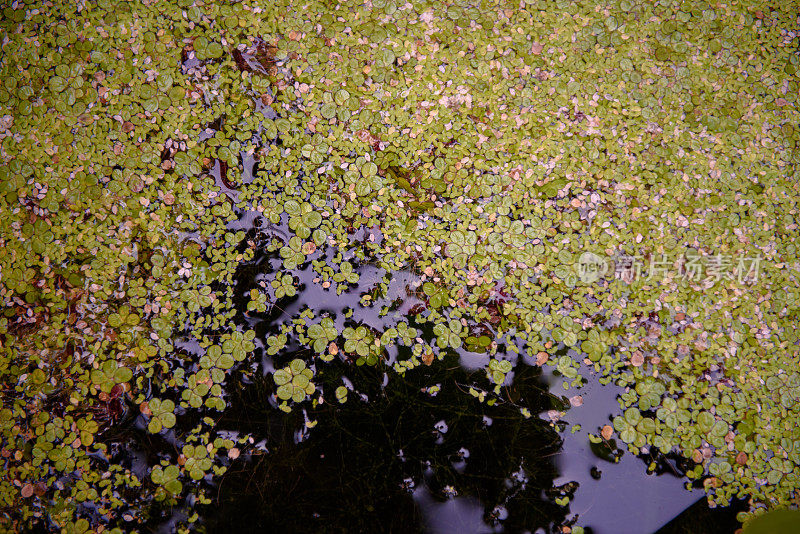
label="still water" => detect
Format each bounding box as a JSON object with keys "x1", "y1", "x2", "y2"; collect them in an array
[{"x1": 190, "y1": 215, "x2": 740, "y2": 533}]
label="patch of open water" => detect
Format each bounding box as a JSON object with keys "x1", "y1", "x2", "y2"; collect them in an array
[
  {"x1": 100, "y1": 189, "x2": 741, "y2": 533},
  {"x1": 191, "y1": 209, "x2": 740, "y2": 533}
]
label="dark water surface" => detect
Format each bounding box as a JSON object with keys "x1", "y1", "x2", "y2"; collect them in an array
[
  {"x1": 189, "y1": 207, "x2": 740, "y2": 534},
  {"x1": 102, "y1": 166, "x2": 741, "y2": 533}
]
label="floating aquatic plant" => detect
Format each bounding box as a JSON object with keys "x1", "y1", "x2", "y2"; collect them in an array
[
  {"x1": 273, "y1": 359, "x2": 315, "y2": 404},
  {"x1": 1, "y1": 0, "x2": 798, "y2": 530}
]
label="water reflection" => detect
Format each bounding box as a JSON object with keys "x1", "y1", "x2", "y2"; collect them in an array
[
  {"x1": 192, "y1": 214, "x2": 738, "y2": 533},
  {"x1": 202, "y1": 354, "x2": 567, "y2": 533},
  {"x1": 549, "y1": 367, "x2": 699, "y2": 533},
  {"x1": 414, "y1": 486, "x2": 499, "y2": 534}
]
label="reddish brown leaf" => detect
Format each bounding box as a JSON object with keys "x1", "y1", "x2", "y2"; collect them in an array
[{"x1": 232, "y1": 48, "x2": 253, "y2": 72}]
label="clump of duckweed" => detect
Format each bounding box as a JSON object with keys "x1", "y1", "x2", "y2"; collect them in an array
[{"x1": 0, "y1": 0, "x2": 798, "y2": 531}]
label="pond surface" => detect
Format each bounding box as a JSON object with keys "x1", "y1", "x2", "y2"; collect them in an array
[
  {"x1": 82, "y1": 200, "x2": 746, "y2": 534},
  {"x1": 5, "y1": 2, "x2": 797, "y2": 531},
  {"x1": 187, "y1": 214, "x2": 738, "y2": 534}
]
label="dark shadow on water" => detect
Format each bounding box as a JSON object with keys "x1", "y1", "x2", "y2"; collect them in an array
[
  {"x1": 655, "y1": 497, "x2": 748, "y2": 534},
  {"x1": 191, "y1": 218, "x2": 744, "y2": 534},
  {"x1": 200, "y1": 354, "x2": 568, "y2": 533}
]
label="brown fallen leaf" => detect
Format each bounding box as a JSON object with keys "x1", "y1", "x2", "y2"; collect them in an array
[
  {"x1": 535, "y1": 351, "x2": 549, "y2": 366},
  {"x1": 421, "y1": 352, "x2": 434, "y2": 366}
]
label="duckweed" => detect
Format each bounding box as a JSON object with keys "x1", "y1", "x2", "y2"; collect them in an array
[{"x1": 1, "y1": 0, "x2": 799, "y2": 531}]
